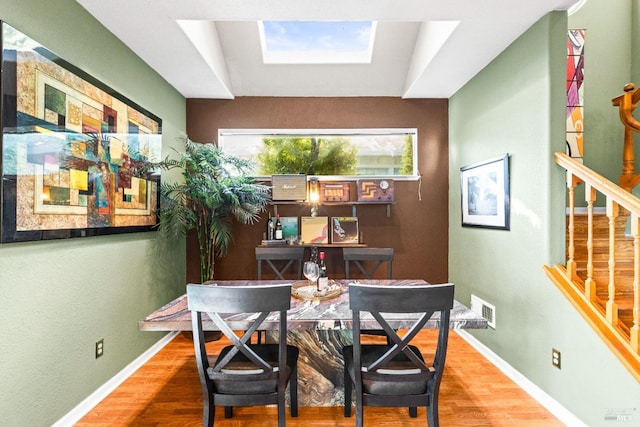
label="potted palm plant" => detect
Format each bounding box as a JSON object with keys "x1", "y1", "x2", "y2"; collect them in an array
[{"x1": 154, "y1": 138, "x2": 270, "y2": 282}]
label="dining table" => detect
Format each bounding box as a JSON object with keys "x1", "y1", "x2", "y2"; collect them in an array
[{"x1": 140, "y1": 279, "x2": 487, "y2": 407}]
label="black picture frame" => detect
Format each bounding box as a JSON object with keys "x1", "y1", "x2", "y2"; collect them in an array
[
  {"x1": 460, "y1": 153, "x2": 510, "y2": 230},
  {"x1": 1, "y1": 21, "x2": 162, "y2": 243}
]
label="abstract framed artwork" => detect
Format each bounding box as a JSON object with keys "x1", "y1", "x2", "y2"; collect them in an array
[
  {"x1": 460, "y1": 153, "x2": 510, "y2": 230},
  {"x1": 1, "y1": 21, "x2": 162, "y2": 243}
]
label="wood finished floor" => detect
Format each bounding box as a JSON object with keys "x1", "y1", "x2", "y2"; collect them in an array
[{"x1": 75, "y1": 331, "x2": 564, "y2": 426}]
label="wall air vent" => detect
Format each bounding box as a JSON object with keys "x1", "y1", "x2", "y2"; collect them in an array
[{"x1": 470, "y1": 295, "x2": 496, "y2": 329}]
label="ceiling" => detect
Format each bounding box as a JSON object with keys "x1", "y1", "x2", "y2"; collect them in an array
[{"x1": 76, "y1": 0, "x2": 580, "y2": 99}]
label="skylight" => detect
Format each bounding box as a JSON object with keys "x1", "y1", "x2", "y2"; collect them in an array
[{"x1": 259, "y1": 20, "x2": 376, "y2": 64}]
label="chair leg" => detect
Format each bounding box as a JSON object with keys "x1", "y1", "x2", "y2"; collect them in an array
[
  {"x1": 355, "y1": 393, "x2": 364, "y2": 427},
  {"x1": 290, "y1": 365, "x2": 299, "y2": 417},
  {"x1": 428, "y1": 397, "x2": 439, "y2": 427},
  {"x1": 224, "y1": 406, "x2": 233, "y2": 418},
  {"x1": 343, "y1": 366, "x2": 352, "y2": 417},
  {"x1": 250, "y1": 330, "x2": 263, "y2": 344},
  {"x1": 409, "y1": 406, "x2": 418, "y2": 417},
  {"x1": 203, "y1": 395, "x2": 214, "y2": 427},
  {"x1": 278, "y1": 387, "x2": 286, "y2": 427}
]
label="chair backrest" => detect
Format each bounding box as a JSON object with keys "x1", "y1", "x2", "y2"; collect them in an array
[
  {"x1": 256, "y1": 246, "x2": 305, "y2": 280},
  {"x1": 343, "y1": 247, "x2": 394, "y2": 279},
  {"x1": 348, "y1": 282, "x2": 455, "y2": 389},
  {"x1": 187, "y1": 283, "x2": 292, "y2": 382}
]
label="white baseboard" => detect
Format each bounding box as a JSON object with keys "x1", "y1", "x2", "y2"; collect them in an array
[
  {"x1": 455, "y1": 330, "x2": 586, "y2": 427},
  {"x1": 52, "y1": 331, "x2": 180, "y2": 427}
]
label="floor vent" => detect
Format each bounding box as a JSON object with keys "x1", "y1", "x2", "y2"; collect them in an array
[{"x1": 470, "y1": 295, "x2": 496, "y2": 329}]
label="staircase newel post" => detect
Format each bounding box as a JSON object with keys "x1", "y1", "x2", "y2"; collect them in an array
[
  {"x1": 585, "y1": 184, "x2": 597, "y2": 301},
  {"x1": 612, "y1": 83, "x2": 640, "y2": 191},
  {"x1": 606, "y1": 198, "x2": 619, "y2": 325}
]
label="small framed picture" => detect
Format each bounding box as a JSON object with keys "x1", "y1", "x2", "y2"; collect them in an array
[
  {"x1": 331, "y1": 217, "x2": 359, "y2": 244},
  {"x1": 300, "y1": 216, "x2": 329, "y2": 244},
  {"x1": 280, "y1": 217, "x2": 298, "y2": 242},
  {"x1": 460, "y1": 154, "x2": 510, "y2": 230}
]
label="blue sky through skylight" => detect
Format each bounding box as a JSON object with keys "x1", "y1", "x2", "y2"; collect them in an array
[{"x1": 262, "y1": 21, "x2": 373, "y2": 53}]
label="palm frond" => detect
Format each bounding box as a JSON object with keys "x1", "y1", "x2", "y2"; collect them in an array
[{"x1": 151, "y1": 137, "x2": 271, "y2": 280}]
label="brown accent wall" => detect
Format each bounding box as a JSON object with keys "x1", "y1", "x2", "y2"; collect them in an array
[{"x1": 186, "y1": 97, "x2": 448, "y2": 283}]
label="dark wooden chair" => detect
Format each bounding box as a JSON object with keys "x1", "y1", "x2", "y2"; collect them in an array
[
  {"x1": 344, "y1": 247, "x2": 395, "y2": 342},
  {"x1": 343, "y1": 282, "x2": 455, "y2": 427},
  {"x1": 254, "y1": 246, "x2": 304, "y2": 343},
  {"x1": 343, "y1": 247, "x2": 394, "y2": 280},
  {"x1": 187, "y1": 283, "x2": 299, "y2": 427},
  {"x1": 256, "y1": 246, "x2": 305, "y2": 280}
]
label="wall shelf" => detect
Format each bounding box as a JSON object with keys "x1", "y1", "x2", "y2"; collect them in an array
[
  {"x1": 260, "y1": 242, "x2": 366, "y2": 248},
  {"x1": 270, "y1": 201, "x2": 393, "y2": 217}
]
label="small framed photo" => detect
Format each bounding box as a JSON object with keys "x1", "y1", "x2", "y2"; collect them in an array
[
  {"x1": 280, "y1": 217, "x2": 298, "y2": 242},
  {"x1": 460, "y1": 154, "x2": 510, "y2": 230},
  {"x1": 300, "y1": 216, "x2": 329, "y2": 244},
  {"x1": 331, "y1": 217, "x2": 359, "y2": 244}
]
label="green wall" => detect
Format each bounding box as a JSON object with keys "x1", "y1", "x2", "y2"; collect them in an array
[
  {"x1": 633, "y1": 0, "x2": 640, "y2": 84},
  {"x1": 449, "y1": 8, "x2": 640, "y2": 427},
  {"x1": 0, "y1": 1, "x2": 187, "y2": 426}
]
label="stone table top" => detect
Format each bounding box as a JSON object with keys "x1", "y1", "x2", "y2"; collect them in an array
[{"x1": 140, "y1": 279, "x2": 488, "y2": 331}]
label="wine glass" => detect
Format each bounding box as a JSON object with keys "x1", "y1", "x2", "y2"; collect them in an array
[{"x1": 303, "y1": 261, "x2": 320, "y2": 291}]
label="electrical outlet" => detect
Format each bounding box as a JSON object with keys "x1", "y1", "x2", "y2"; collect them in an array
[
  {"x1": 552, "y1": 348, "x2": 561, "y2": 369},
  {"x1": 96, "y1": 339, "x2": 104, "y2": 359}
]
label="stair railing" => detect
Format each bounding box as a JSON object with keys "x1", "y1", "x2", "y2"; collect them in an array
[{"x1": 545, "y1": 151, "x2": 640, "y2": 381}]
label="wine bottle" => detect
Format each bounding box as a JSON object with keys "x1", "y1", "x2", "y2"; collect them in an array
[
  {"x1": 275, "y1": 214, "x2": 283, "y2": 240},
  {"x1": 266, "y1": 213, "x2": 274, "y2": 240},
  {"x1": 318, "y1": 251, "x2": 328, "y2": 290}
]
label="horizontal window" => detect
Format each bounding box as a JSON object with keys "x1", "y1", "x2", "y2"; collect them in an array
[{"x1": 218, "y1": 128, "x2": 418, "y2": 179}]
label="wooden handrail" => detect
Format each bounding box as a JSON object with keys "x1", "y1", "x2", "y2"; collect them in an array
[
  {"x1": 546, "y1": 151, "x2": 640, "y2": 382},
  {"x1": 555, "y1": 152, "x2": 640, "y2": 214}
]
